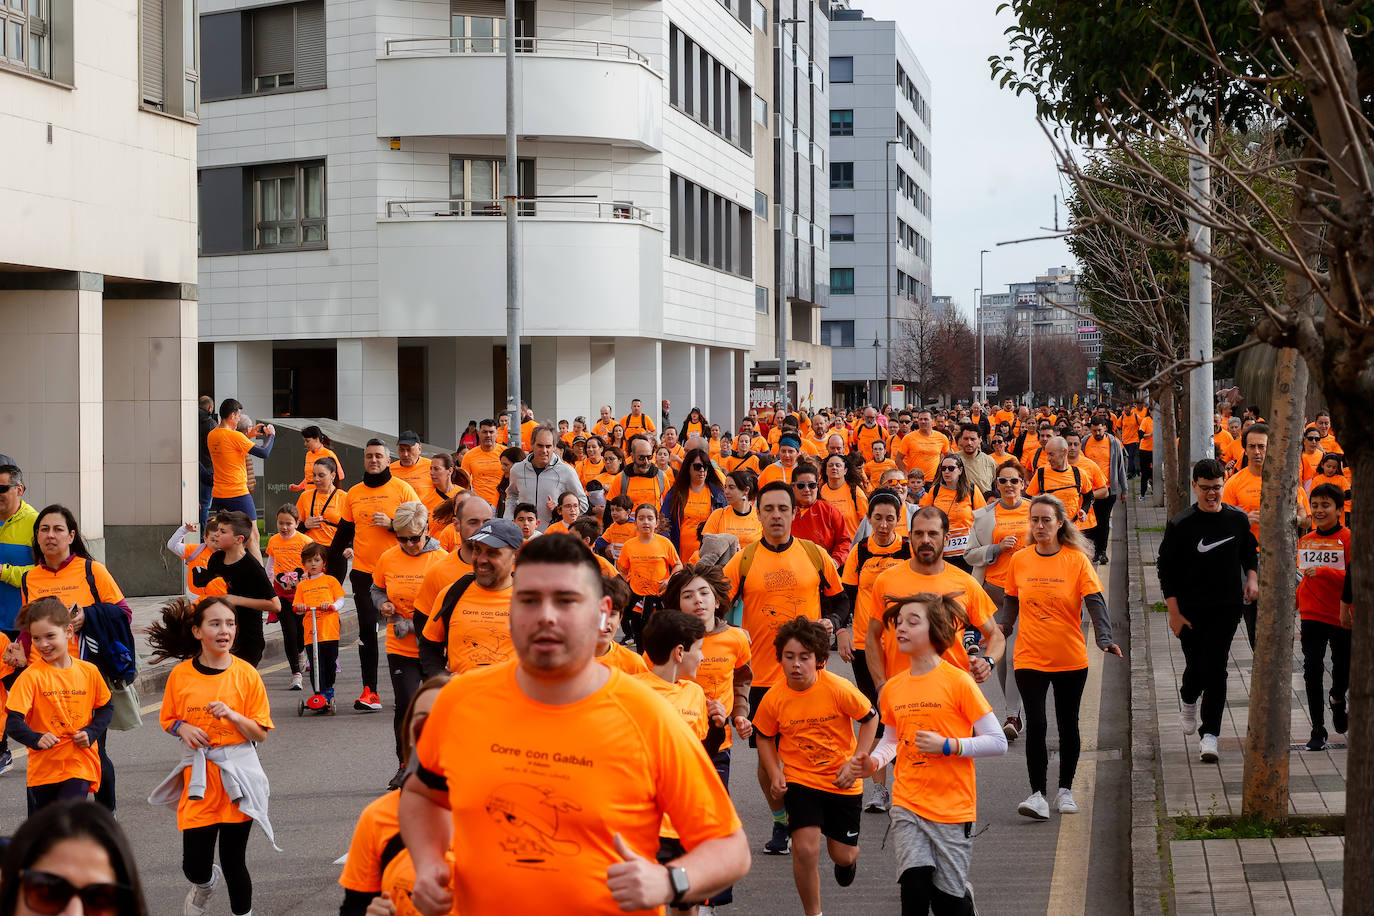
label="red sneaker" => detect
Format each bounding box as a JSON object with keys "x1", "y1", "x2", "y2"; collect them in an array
[{"x1": 354, "y1": 689, "x2": 383, "y2": 712}]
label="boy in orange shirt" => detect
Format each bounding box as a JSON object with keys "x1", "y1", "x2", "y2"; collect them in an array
[
  {"x1": 6, "y1": 597, "x2": 112, "y2": 814},
  {"x1": 615, "y1": 504, "x2": 682, "y2": 645},
  {"x1": 594, "y1": 575, "x2": 649, "y2": 675},
  {"x1": 265, "y1": 504, "x2": 313, "y2": 690},
  {"x1": 293, "y1": 542, "x2": 346, "y2": 710},
  {"x1": 753, "y1": 617, "x2": 877, "y2": 915},
  {"x1": 838, "y1": 592, "x2": 1006, "y2": 914},
  {"x1": 595, "y1": 495, "x2": 637, "y2": 565}
]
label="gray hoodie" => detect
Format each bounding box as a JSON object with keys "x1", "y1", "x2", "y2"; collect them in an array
[{"x1": 503, "y1": 451, "x2": 587, "y2": 529}]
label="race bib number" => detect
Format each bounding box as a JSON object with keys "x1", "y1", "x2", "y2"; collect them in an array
[
  {"x1": 945, "y1": 533, "x2": 970, "y2": 556},
  {"x1": 1298, "y1": 548, "x2": 1345, "y2": 573}
]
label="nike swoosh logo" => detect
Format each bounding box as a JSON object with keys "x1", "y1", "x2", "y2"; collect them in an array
[
  {"x1": 1197, "y1": 537, "x2": 1235, "y2": 553},
  {"x1": 846, "y1": 830, "x2": 859, "y2": 837}
]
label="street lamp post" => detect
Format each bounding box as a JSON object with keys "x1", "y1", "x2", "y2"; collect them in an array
[
  {"x1": 971, "y1": 286, "x2": 980, "y2": 399},
  {"x1": 978, "y1": 248, "x2": 988, "y2": 403},
  {"x1": 872, "y1": 336, "x2": 881, "y2": 407},
  {"x1": 884, "y1": 137, "x2": 901, "y2": 408},
  {"x1": 503, "y1": 0, "x2": 521, "y2": 434}
]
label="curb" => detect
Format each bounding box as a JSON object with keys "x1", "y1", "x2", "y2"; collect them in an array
[
  {"x1": 132, "y1": 608, "x2": 362, "y2": 701},
  {"x1": 1126, "y1": 506, "x2": 1168, "y2": 916}
]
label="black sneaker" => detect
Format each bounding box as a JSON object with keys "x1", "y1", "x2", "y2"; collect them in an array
[
  {"x1": 834, "y1": 861, "x2": 857, "y2": 887},
  {"x1": 387, "y1": 764, "x2": 407, "y2": 791},
  {"x1": 0, "y1": 748, "x2": 11, "y2": 776},
  {"x1": 1331, "y1": 698, "x2": 1348, "y2": 734},
  {"x1": 1306, "y1": 727, "x2": 1328, "y2": 752},
  {"x1": 763, "y1": 821, "x2": 790, "y2": 855}
]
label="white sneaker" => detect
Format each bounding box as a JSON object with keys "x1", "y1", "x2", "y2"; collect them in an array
[
  {"x1": 1017, "y1": 791, "x2": 1049, "y2": 820},
  {"x1": 1180, "y1": 700, "x2": 1199, "y2": 735},
  {"x1": 1055, "y1": 788, "x2": 1078, "y2": 814},
  {"x1": 864, "y1": 782, "x2": 892, "y2": 813},
  {"x1": 699, "y1": 907, "x2": 714, "y2": 916},
  {"x1": 183, "y1": 864, "x2": 221, "y2": 916},
  {"x1": 1199, "y1": 734, "x2": 1220, "y2": 763}
]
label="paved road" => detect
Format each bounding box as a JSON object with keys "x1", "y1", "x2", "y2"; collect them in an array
[{"x1": 0, "y1": 511, "x2": 1135, "y2": 915}]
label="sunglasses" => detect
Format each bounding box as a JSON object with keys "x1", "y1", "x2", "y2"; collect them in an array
[
  {"x1": 1305, "y1": 436, "x2": 1320, "y2": 441},
  {"x1": 20, "y1": 870, "x2": 133, "y2": 916},
  {"x1": 996, "y1": 476, "x2": 1022, "y2": 485},
  {"x1": 991, "y1": 438, "x2": 1004, "y2": 444},
  {"x1": 397, "y1": 534, "x2": 425, "y2": 544},
  {"x1": 0, "y1": 484, "x2": 17, "y2": 494},
  {"x1": 940, "y1": 465, "x2": 960, "y2": 472},
  {"x1": 689, "y1": 463, "x2": 708, "y2": 471},
  {"x1": 794, "y1": 481, "x2": 819, "y2": 489}
]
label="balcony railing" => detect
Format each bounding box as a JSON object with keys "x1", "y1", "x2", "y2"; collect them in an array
[
  {"x1": 383, "y1": 197, "x2": 653, "y2": 223},
  {"x1": 382, "y1": 36, "x2": 650, "y2": 68}
]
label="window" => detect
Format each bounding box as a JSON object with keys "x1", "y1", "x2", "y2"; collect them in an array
[
  {"x1": 448, "y1": 156, "x2": 535, "y2": 214},
  {"x1": 670, "y1": 173, "x2": 751, "y2": 278},
  {"x1": 669, "y1": 22, "x2": 752, "y2": 150},
  {"x1": 830, "y1": 56, "x2": 853, "y2": 83},
  {"x1": 756, "y1": 285, "x2": 769, "y2": 314},
  {"x1": 829, "y1": 109, "x2": 853, "y2": 137},
  {"x1": 755, "y1": 190, "x2": 768, "y2": 219},
  {"x1": 1, "y1": 0, "x2": 54, "y2": 79},
  {"x1": 830, "y1": 214, "x2": 854, "y2": 242},
  {"x1": 201, "y1": 0, "x2": 323, "y2": 101},
  {"x1": 139, "y1": 0, "x2": 199, "y2": 115},
  {"x1": 821, "y1": 320, "x2": 855, "y2": 347},
  {"x1": 830, "y1": 268, "x2": 855, "y2": 295},
  {"x1": 254, "y1": 160, "x2": 325, "y2": 249},
  {"x1": 753, "y1": 93, "x2": 767, "y2": 126},
  {"x1": 752, "y1": 0, "x2": 766, "y2": 32},
  {"x1": 829, "y1": 162, "x2": 854, "y2": 189}
]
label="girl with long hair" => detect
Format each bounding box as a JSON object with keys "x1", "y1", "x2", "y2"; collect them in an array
[
  {"x1": 820, "y1": 453, "x2": 870, "y2": 537},
  {"x1": 918, "y1": 456, "x2": 985, "y2": 571},
  {"x1": 660, "y1": 448, "x2": 726, "y2": 563}
]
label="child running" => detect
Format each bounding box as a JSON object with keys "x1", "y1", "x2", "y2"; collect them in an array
[
  {"x1": 192, "y1": 511, "x2": 277, "y2": 667},
  {"x1": 615, "y1": 503, "x2": 682, "y2": 645},
  {"x1": 293, "y1": 542, "x2": 347, "y2": 712},
  {"x1": 147, "y1": 595, "x2": 276, "y2": 916},
  {"x1": 753, "y1": 617, "x2": 877, "y2": 916},
  {"x1": 264, "y1": 504, "x2": 312, "y2": 691},
  {"x1": 168, "y1": 519, "x2": 228, "y2": 600},
  {"x1": 543, "y1": 491, "x2": 582, "y2": 536},
  {"x1": 513, "y1": 503, "x2": 541, "y2": 542},
  {"x1": 5, "y1": 597, "x2": 112, "y2": 814},
  {"x1": 1297, "y1": 482, "x2": 1352, "y2": 751},
  {"x1": 596, "y1": 494, "x2": 637, "y2": 565},
  {"x1": 838, "y1": 592, "x2": 1008, "y2": 915}
]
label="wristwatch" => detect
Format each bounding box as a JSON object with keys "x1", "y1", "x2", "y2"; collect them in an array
[{"x1": 665, "y1": 865, "x2": 690, "y2": 906}]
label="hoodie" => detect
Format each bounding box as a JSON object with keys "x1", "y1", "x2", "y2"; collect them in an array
[{"x1": 503, "y1": 452, "x2": 587, "y2": 530}]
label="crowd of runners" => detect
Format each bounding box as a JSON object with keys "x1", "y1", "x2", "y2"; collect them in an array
[{"x1": 0, "y1": 392, "x2": 1351, "y2": 916}]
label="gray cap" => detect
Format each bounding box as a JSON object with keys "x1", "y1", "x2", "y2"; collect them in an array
[{"x1": 467, "y1": 519, "x2": 524, "y2": 551}]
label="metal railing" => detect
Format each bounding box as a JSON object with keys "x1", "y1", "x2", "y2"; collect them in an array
[
  {"x1": 383, "y1": 36, "x2": 650, "y2": 67},
  {"x1": 383, "y1": 197, "x2": 653, "y2": 223}
]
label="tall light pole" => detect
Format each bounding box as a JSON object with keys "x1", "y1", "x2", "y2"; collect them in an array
[
  {"x1": 872, "y1": 336, "x2": 881, "y2": 407},
  {"x1": 978, "y1": 248, "x2": 988, "y2": 403},
  {"x1": 774, "y1": 15, "x2": 803, "y2": 413},
  {"x1": 503, "y1": 0, "x2": 521, "y2": 433},
  {"x1": 884, "y1": 137, "x2": 901, "y2": 407},
  {"x1": 971, "y1": 286, "x2": 980, "y2": 397}
]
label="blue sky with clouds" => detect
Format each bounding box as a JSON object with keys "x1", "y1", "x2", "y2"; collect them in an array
[{"x1": 853, "y1": 0, "x2": 1076, "y2": 321}]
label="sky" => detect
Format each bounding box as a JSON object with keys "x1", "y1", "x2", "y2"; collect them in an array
[{"x1": 854, "y1": 0, "x2": 1076, "y2": 322}]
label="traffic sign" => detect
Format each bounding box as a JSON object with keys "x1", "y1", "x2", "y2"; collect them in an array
[{"x1": 1087, "y1": 367, "x2": 1097, "y2": 386}]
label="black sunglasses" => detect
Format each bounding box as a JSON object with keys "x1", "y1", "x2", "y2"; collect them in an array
[
  {"x1": 0, "y1": 484, "x2": 17, "y2": 494},
  {"x1": 20, "y1": 870, "x2": 133, "y2": 916},
  {"x1": 1305, "y1": 436, "x2": 1321, "y2": 441},
  {"x1": 689, "y1": 463, "x2": 708, "y2": 470},
  {"x1": 996, "y1": 476, "x2": 1022, "y2": 485},
  {"x1": 397, "y1": 534, "x2": 425, "y2": 544},
  {"x1": 794, "y1": 481, "x2": 819, "y2": 489}
]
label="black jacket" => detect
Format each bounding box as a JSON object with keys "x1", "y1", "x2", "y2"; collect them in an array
[{"x1": 1157, "y1": 503, "x2": 1258, "y2": 609}]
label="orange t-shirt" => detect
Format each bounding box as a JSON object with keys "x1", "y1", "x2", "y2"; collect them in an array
[
  {"x1": 687, "y1": 625, "x2": 751, "y2": 750},
  {"x1": 180, "y1": 544, "x2": 227, "y2": 599},
  {"x1": 294, "y1": 574, "x2": 345, "y2": 642},
  {"x1": 841, "y1": 535, "x2": 910, "y2": 652},
  {"x1": 265, "y1": 531, "x2": 312, "y2": 594},
  {"x1": 620, "y1": 413, "x2": 656, "y2": 435},
  {"x1": 1006, "y1": 546, "x2": 1103, "y2": 672},
  {"x1": 340, "y1": 477, "x2": 421, "y2": 573},
  {"x1": 758, "y1": 463, "x2": 797, "y2": 487},
  {"x1": 1026, "y1": 463, "x2": 1092, "y2": 522},
  {"x1": 633, "y1": 672, "x2": 711, "y2": 838},
  {"x1": 520, "y1": 419, "x2": 538, "y2": 451},
  {"x1": 300, "y1": 446, "x2": 344, "y2": 488},
  {"x1": 1081, "y1": 435, "x2": 1113, "y2": 482},
  {"x1": 373, "y1": 545, "x2": 450, "y2": 658},
  {"x1": 21, "y1": 558, "x2": 124, "y2": 608},
  {"x1": 674, "y1": 487, "x2": 715, "y2": 564},
  {"x1": 919, "y1": 486, "x2": 985, "y2": 556},
  {"x1": 881, "y1": 661, "x2": 992, "y2": 823},
  {"x1": 752, "y1": 669, "x2": 873, "y2": 795},
  {"x1": 865, "y1": 458, "x2": 899, "y2": 491},
  {"x1": 700, "y1": 506, "x2": 763, "y2": 552},
  {"x1": 158, "y1": 657, "x2": 273, "y2": 829},
  {"x1": 1138, "y1": 415, "x2": 1155, "y2": 451},
  {"x1": 339, "y1": 791, "x2": 400, "y2": 894},
  {"x1": 820, "y1": 484, "x2": 868, "y2": 537},
  {"x1": 596, "y1": 641, "x2": 649, "y2": 675},
  {"x1": 616, "y1": 535, "x2": 680, "y2": 598},
  {"x1": 722, "y1": 540, "x2": 844, "y2": 688},
  {"x1": 1297, "y1": 527, "x2": 1350, "y2": 626},
  {"x1": 461, "y1": 446, "x2": 506, "y2": 507},
  {"x1": 900, "y1": 431, "x2": 949, "y2": 479},
  {"x1": 1223, "y1": 465, "x2": 1310, "y2": 539},
  {"x1": 1071, "y1": 457, "x2": 1109, "y2": 528},
  {"x1": 870, "y1": 562, "x2": 996, "y2": 679},
  {"x1": 577, "y1": 459, "x2": 606, "y2": 486},
  {"x1": 608, "y1": 473, "x2": 669, "y2": 509},
  {"x1": 421, "y1": 580, "x2": 514, "y2": 674},
  {"x1": 390, "y1": 458, "x2": 437, "y2": 509},
  {"x1": 721, "y1": 454, "x2": 761, "y2": 475},
  {"x1": 981, "y1": 500, "x2": 1031, "y2": 590},
  {"x1": 296, "y1": 487, "x2": 343, "y2": 546},
  {"x1": 7, "y1": 657, "x2": 110, "y2": 789},
  {"x1": 207, "y1": 427, "x2": 255, "y2": 499},
  {"x1": 411, "y1": 550, "x2": 473, "y2": 624},
  {"x1": 415, "y1": 662, "x2": 741, "y2": 916},
  {"x1": 1300, "y1": 449, "x2": 1325, "y2": 484},
  {"x1": 600, "y1": 521, "x2": 637, "y2": 564},
  {"x1": 1119, "y1": 410, "x2": 1141, "y2": 445},
  {"x1": 851, "y1": 424, "x2": 890, "y2": 462}
]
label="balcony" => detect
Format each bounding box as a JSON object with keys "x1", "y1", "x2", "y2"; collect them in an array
[
  {"x1": 376, "y1": 197, "x2": 664, "y2": 338},
  {"x1": 376, "y1": 37, "x2": 663, "y2": 149}
]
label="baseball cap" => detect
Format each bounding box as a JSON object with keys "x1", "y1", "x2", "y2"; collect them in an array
[
  {"x1": 468, "y1": 519, "x2": 524, "y2": 550},
  {"x1": 397, "y1": 429, "x2": 420, "y2": 446}
]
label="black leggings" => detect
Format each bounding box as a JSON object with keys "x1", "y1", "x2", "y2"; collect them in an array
[
  {"x1": 1014, "y1": 666, "x2": 1089, "y2": 796},
  {"x1": 95, "y1": 741, "x2": 116, "y2": 812},
  {"x1": 349, "y1": 570, "x2": 381, "y2": 692},
  {"x1": 305, "y1": 639, "x2": 339, "y2": 697},
  {"x1": 1301, "y1": 619, "x2": 1351, "y2": 731},
  {"x1": 27, "y1": 779, "x2": 91, "y2": 816},
  {"x1": 387, "y1": 653, "x2": 423, "y2": 764},
  {"x1": 183, "y1": 820, "x2": 253, "y2": 915},
  {"x1": 278, "y1": 597, "x2": 303, "y2": 675},
  {"x1": 899, "y1": 866, "x2": 974, "y2": 915},
  {"x1": 1137, "y1": 450, "x2": 1153, "y2": 498}
]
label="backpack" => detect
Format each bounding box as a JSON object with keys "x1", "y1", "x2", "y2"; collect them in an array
[
  {"x1": 1035, "y1": 464, "x2": 1083, "y2": 502},
  {"x1": 431, "y1": 573, "x2": 478, "y2": 642},
  {"x1": 732, "y1": 538, "x2": 830, "y2": 604},
  {"x1": 853, "y1": 537, "x2": 911, "y2": 573},
  {"x1": 618, "y1": 469, "x2": 668, "y2": 506}
]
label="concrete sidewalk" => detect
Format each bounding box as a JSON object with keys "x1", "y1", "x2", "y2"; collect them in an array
[
  {"x1": 1127, "y1": 502, "x2": 1346, "y2": 915},
  {"x1": 125, "y1": 592, "x2": 361, "y2": 700}
]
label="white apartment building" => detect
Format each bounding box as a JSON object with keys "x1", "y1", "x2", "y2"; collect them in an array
[
  {"x1": 824, "y1": 7, "x2": 931, "y2": 410},
  {"x1": 0, "y1": 0, "x2": 200, "y2": 593},
  {"x1": 197, "y1": 0, "x2": 764, "y2": 443},
  {"x1": 979, "y1": 266, "x2": 1097, "y2": 356}
]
